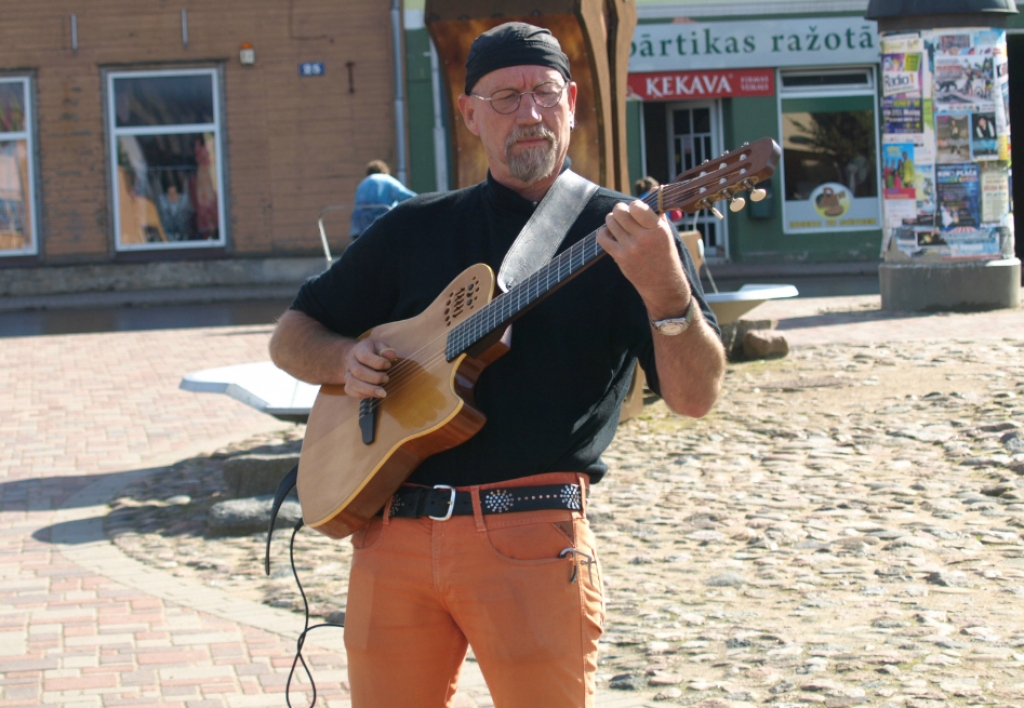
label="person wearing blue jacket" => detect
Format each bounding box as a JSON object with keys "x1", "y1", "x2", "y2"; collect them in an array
[{"x1": 349, "y1": 160, "x2": 417, "y2": 238}]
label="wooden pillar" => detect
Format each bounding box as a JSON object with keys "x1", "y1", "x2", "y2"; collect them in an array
[{"x1": 424, "y1": 0, "x2": 637, "y2": 193}]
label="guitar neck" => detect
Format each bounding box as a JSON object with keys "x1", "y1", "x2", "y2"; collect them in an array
[
  {"x1": 444, "y1": 188, "x2": 667, "y2": 361},
  {"x1": 443, "y1": 137, "x2": 780, "y2": 361}
]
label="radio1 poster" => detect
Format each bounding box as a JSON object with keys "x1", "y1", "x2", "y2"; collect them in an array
[{"x1": 882, "y1": 51, "x2": 923, "y2": 135}]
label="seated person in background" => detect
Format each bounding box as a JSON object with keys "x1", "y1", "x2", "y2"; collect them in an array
[
  {"x1": 635, "y1": 175, "x2": 683, "y2": 222},
  {"x1": 349, "y1": 160, "x2": 417, "y2": 239}
]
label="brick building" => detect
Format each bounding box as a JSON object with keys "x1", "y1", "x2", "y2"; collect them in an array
[{"x1": 0, "y1": 1, "x2": 402, "y2": 294}]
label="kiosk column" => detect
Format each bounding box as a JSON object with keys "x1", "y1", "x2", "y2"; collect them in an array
[{"x1": 868, "y1": 0, "x2": 1021, "y2": 311}]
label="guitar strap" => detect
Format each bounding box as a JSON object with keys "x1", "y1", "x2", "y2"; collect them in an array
[{"x1": 496, "y1": 169, "x2": 600, "y2": 293}]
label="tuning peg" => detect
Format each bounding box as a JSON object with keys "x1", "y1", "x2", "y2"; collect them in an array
[
  {"x1": 729, "y1": 196, "x2": 746, "y2": 212},
  {"x1": 737, "y1": 180, "x2": 770, "y2": 201},
  {"x1": 699, "y1": 198, "x2": 724, "y2": 220},
  {"x1": 741, "y1": 179, "x2": 767, "y2": 202}
]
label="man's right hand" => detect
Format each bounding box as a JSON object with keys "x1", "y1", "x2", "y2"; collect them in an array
[
  {"x1": 342, "y1": 338, "x2": 399, "y2": 399},
  {"x1": 269, "y1": 309, "x2": 397, "y2": 399}
]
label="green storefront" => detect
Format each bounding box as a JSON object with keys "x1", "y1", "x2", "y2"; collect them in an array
[
  {"x1": 401, "y1": 1, "x2": 888, "y2": 265},
  {"x1": 625, "y1": 6, "x2": 885, "y2": 265}
]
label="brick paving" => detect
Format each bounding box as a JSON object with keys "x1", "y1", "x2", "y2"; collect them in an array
[{"x1": 1, "y1": 292, "x2": 1022, "y2": 707}]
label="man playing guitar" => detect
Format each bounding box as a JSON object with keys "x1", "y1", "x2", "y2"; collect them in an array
[{"x1": 270, "y1": 22, "x2": 726, "y2": 708}]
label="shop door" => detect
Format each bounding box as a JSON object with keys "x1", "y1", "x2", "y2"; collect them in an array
[{"x1": 668, "y1": 101, "x2": 728, "y2": 259}]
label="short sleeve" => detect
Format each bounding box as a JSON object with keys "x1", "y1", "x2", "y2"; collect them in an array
[{"x1": 290, "y1": 225, "x2": 400, "y2": 337}]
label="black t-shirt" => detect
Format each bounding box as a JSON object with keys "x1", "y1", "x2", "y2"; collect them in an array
[{"x1": 291, "y1": 172, "x2": 717, "y2": 486}]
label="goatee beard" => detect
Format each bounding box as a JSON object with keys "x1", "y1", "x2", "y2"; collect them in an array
[{"x1": 505, "y1": 125, "x2": 559, "y2": 184}]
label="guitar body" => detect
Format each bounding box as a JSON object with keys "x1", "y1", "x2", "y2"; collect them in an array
[{"x1": 297, "y1": 263, "x2": 504, "y2": 539}]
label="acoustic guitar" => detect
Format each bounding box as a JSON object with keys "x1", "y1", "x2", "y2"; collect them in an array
[{"x1": 297, "y1": 137, "x2": 781, "y2": 538}]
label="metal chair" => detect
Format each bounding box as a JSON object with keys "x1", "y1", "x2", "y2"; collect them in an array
[{"x1": 316, "y1": 203, "x2": 392, "y2": 267}]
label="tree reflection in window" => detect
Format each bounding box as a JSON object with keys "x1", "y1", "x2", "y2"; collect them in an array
[{"x1": 783, "y1": 110, "x2": 877, "y2": 201}]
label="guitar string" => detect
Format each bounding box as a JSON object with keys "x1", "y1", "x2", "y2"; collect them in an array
[
  {"x1": 436, "y1": 148, "x2": 762, "y2": 367},
  {"x1": 365, "y1": 173, "x2": 737, "y2": 398},
  {"x1": 369, "y1": 234, "x2": 603, "y2": 395},
  {"x1": 372, "y1": 160, "x2": 760, "y2": 397},
  {"x1": 363, "y1": 142, "x2": 767, "y2": 394},
  {"x1": 372, "y1": 168, "x2": 757, "y2": 399},
  {"x1": 375, "y1": 182, "x2": 683, "y2": 392}
]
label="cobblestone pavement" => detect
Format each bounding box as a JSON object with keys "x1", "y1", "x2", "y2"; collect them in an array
[{"x1": 2, "y1": 293, "x2": 1023, "y2": 707}]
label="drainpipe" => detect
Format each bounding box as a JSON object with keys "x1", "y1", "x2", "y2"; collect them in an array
[
  {"x1": 390, "y1": 0, "x2": 408, "y2": 185},
  {"x1": 429, "y1": 40, "x2": 449, "y2": 191}
]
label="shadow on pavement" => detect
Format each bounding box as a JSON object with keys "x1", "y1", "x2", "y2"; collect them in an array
[
  {"x1": 33, "y1": 515, "x2": 106, "y2": 545},
  {"x1": 1, "y1": 470, "x2": 147, "y2": 511},
  {"x1": 6, "y1": 467, "x2": 161, "y2": 545}
]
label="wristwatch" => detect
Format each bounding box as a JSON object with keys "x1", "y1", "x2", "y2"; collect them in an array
[{"x1": 650, "y1": 298, "x2": 696, "y2": 336}]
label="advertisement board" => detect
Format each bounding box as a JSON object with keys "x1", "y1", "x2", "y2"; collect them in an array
[{"x1": 881, "y1": 28, "x2": 1010, "y2": 261}]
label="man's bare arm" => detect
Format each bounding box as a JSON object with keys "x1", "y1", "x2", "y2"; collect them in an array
[
  {"x1": 597, "y1": 200, "x2": 726, "y2": 418},
  {"x1": 269, "y1": 309, "x2": 396, "y2": 399}
]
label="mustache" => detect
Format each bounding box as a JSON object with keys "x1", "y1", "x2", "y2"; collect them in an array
[{"x1": 504, "y1": 125, "x2": 557, "y2": 152}]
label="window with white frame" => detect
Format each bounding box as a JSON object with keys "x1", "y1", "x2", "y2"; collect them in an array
[
  {"x1": 108, "y1": 68, "x2": 225, "y2": 250},
  {"x1": 0, "y1": 77, "x2": 37, "y2": 256},
  {"x1": 778, "y1": 68, "x2": 881, "y2": 234}
]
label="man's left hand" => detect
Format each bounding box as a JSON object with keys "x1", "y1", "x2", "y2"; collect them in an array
[{"x1": 597, "y1": 200, "x2": 691, "y2": 320}]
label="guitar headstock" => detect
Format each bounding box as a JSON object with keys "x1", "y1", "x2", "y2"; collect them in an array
[{"x1": 654, "y1": 137, "x2": 781, "y2": 219}]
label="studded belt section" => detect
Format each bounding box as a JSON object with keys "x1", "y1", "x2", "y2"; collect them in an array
[{"x1": 386, "y1": 483, "x2": 585, "y2": 519}]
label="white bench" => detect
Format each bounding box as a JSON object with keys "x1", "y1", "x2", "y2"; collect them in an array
[
  {"x1": 705, "y1": 284, "x2": 799, "y2": 325},
  {"x1": 180, "y1": 361, "x2": 319, "y2": 423}
]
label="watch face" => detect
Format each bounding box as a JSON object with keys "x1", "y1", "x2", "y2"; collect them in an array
[{"x1": 658, "y1": 322, "x2": 685, "y2": 336}]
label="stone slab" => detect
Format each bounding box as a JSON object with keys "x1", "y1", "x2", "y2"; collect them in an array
[{"x1": 880, "y1": 258, "x2": 1021, "y2": 312}]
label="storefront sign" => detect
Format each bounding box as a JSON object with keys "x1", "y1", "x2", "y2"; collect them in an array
[
  {"x1": 630, "y1": 17, "x2": 879, "y2": 72},
  {"x1": 627, "y1": 69, "x2": 774, "y2": 101}
]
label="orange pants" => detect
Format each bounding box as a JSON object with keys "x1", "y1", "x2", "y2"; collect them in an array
[{"x1": 344, "y1": 472, "x2": 605, "y2": 708}]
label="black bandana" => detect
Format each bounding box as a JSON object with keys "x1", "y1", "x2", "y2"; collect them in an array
[{"x1": 464, "y1": 22, "x2": 572, "y2": 95}]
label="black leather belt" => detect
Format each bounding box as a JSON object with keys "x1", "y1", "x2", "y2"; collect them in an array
[{"x1": 384, "y1": 483, "x2": 585, "y2": 520}]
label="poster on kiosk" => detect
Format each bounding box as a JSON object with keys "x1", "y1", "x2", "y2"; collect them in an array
[{"x1": 882, "y1": 28, "x2": 1012, "y2": 261}]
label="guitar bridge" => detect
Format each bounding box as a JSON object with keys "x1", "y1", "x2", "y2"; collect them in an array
[{"x1": 359, "y1": 398, "x2": 379, "y2": 445}]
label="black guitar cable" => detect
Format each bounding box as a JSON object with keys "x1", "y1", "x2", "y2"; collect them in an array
[{"x1": 266, "y1": 466, "x2": 344, "y2": 708}]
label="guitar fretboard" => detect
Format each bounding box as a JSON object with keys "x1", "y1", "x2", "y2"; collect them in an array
[{"x1": 445, "y1": 228, "x2": 606, "y2": 361}]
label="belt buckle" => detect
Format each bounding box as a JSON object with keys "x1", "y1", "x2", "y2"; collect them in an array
[{"x1": 428, "y1": 484, "x2": 457, "y2": 521}]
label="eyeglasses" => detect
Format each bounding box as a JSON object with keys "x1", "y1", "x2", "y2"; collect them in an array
[{"x1": 471, "y1": 82, "x2": 566, "y2": 115}]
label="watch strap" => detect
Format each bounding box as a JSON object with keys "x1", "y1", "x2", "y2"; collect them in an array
[{"x1": 650, "y1": 297, "x2": 696, "y2": 334}]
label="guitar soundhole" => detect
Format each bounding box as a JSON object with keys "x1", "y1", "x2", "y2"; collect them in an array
[{"x1": 443, "y1": 277, "x2": 482, "y2": 326}]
